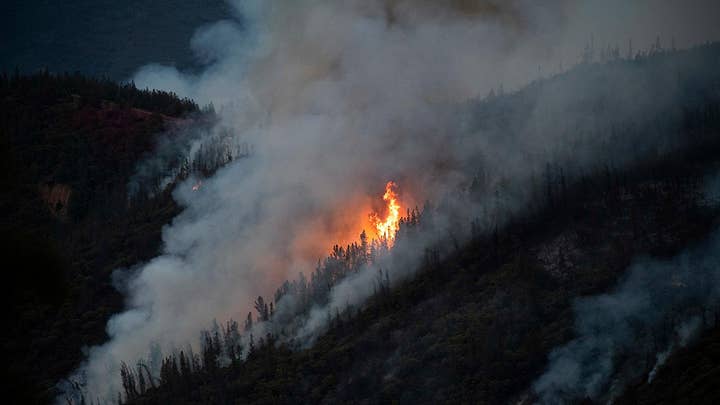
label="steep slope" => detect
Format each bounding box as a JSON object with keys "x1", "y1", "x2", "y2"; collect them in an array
[
  {"x1": 129, "y1": 142, "x2": 720, "y2": 405},
  {"x1": 126, "y1": 45, "x2": 720, "y2": 404},
  {"x1": 0, "y1": 72, "x2": 199, "y2": 404},
  {"x1": 617, "y1": 325, "x2": 720, "y2": 405}
]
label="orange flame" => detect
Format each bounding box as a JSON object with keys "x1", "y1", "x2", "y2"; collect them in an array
[
  {"x1": 192, "y1": 181, "x2": 202, "y2": 191},
  {"x1": 369, "y1": 181, "x2": 401, "y2": 244}
]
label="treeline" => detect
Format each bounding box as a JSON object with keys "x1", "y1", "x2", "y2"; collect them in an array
[
  {"x1": 117, "y1": 319, "x2": 245, "y2": 404},
  {"x1": 0, "y1": 70, "x2": 213, "y2": 224},
  {"x1": 0, "y1": 70, "x2": 198, "y2": 117}
]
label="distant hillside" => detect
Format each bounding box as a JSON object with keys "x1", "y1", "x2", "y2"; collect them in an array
[
  {"x1": 0, "y1": 72, "x2": 200, "y2": 404},
  {"x1": 0, "y1": 71, "x2": 198, "y2": 224}
]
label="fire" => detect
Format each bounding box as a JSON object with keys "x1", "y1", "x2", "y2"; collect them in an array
[
  {"x1": 294, "y1": 181, "x2": 404, "y2": 261},
  {"x1": 192, "y1": 180, "x2": 203, "y2": 191},
  {"x1": 369, "y1": 181, "x2": 401, "y2": 244}
]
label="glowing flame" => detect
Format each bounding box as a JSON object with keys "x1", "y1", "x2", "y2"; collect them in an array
[
  {"x1": 369, "y1": 181, "x2": 401, "y2": 243},
  {"x1": 192, "y1": 181, "x2": 203, "y2": 191}
]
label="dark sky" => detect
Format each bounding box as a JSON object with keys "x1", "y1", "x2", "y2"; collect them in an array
[{"x1": 1, "y1": 0, "x2": 231, "y2": 80}]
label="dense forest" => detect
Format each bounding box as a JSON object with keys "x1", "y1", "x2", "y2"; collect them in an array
[
  {"x1": 5, "y1": 42, "x2": 720, "y2": 405},
  {"x1": 0, "y1": 71, "x2": 205, "y2": 403}
]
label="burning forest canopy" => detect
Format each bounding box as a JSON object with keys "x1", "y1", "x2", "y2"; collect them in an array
[{"x1": 3, "y1": 1, "x2": 720, "y2": 404}]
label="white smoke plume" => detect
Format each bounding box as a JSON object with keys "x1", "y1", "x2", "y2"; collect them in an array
[{"x1": 61, "y1": 0, "x2": 720, "y2": 402}]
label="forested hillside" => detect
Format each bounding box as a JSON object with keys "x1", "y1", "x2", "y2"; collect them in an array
[
  {"x1": 618, "y1": 324, "x2": 720, "y2": 404},
  {"x1": 117, "y1": 44, "x2": 720, "y2": 404},
  {"x1": 127, "y1": 134, "x2": 720, "y2": 404},
  {"x1": 0, "y1": 72, "x2": 200, "y2": 404},
  {"x1": 5, "y1": 44, "x2": 720, "y2": 405}
]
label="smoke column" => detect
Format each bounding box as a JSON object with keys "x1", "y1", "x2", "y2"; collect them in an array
[{"x1": 61, "y1": 0, "x2": 720, "y2": 401}]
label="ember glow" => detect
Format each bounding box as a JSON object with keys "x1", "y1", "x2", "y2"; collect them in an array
[
  {"x1": 369, "y1": 181, "x2": 401, "y2": 245},
  {"x1": 191, "y1": 180, "x2": 202, "y2": 191}
]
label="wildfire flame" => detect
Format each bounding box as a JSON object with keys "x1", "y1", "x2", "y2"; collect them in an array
[
  {"x1": 192, "y1": 181, "x2": 203, "y2": 191},
  {"x1": 369, "y1": 181, "x2": 401, "y2": 244}
]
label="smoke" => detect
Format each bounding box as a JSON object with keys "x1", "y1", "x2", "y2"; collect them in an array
[
  {"x1": 127, "y1": 120, "x2": 251, "y2": 199},
  {"x1": 532, "y1": 178, "x2": 720, "y2": 404},
  {"x1": 61, "y1": 0, "x2": 720, "y2": 402}
]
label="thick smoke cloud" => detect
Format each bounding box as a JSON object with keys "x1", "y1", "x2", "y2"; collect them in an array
[{"x1": 62, "y1": 0, "x2": 720, "y2": 402}]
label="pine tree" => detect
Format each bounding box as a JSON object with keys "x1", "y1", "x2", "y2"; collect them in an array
[{"x1": 244, "y1": 311, "x2": 253, "y2": 332}]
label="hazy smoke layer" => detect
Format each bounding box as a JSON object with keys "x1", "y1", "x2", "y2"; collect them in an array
[
  {"x1": 62, "y1": 0, "x2": 720, "y2": 402},
  {"x1": 532, "y1": 174, "x2": 720, "y2": 403},
  {"x1": 533, "y1": 224, "x2": 720, "y2": 404}
]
